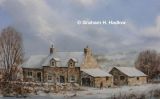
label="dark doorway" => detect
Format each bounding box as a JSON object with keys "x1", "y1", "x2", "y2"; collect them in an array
[
  {"x1": 60, "y1": 76, "x2": 65, "y2": 83},
  {"x1": 37, "y1": 72, "x2": 42, "y2": 82},
  {"x1": 82, "y1": 78, "x2": 91, "y2": 86},
  {"x1": 113, "y1": 76, "x2": 118, "y2": 85}
]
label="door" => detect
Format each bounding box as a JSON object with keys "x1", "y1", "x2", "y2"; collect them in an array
[
  {"x1": 60, "y1": 76, "x2": 65, "y2": 83},
  {"x1": 37, "y1": 72, "x2": 42, "y2": 82},
  {"x1": 113, "y1": 76, "x2": 118, "y2": 85}
]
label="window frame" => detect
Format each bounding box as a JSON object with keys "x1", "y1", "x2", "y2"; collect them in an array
[
  {"x1": 48, "y1": 75, "x2": 52, "y2": 81},
  {"x1": 50, "y1": 59, "x2": 56, "y2": 67},
  {"x1": 68, "y1": 59, "x2": 75, "y2": 67},
  {"x1": 27, "y1": 71, "x2": 32, "y2": 78},
  {"x1": 69, "y1": 75, "x2": 76, "y2": 82}
]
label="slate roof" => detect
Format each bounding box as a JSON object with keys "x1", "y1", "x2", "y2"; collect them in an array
[
  {"x1": 81, "y1": 68, "x2": 112, "y2": 77},
  {"x1": 22, "y1": 52, "x2": 83, "y2": 68},
  {"x1": 111, "y1": 66, "x2": 147, "y2": 77}
]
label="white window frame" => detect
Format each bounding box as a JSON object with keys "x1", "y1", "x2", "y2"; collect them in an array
[
  {"x1": 69, "y1": 75, "x2": 76, "y2": 82},
  {"x1": 27, "y1": 71, "x2": 32, "y2": 78}
]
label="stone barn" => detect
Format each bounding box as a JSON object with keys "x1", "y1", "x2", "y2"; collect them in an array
[
  {"x1": 109, "y1": 66, "x2": 147, "y2": 86},
  {"x1": 81, "y1": 68, "x2": 112, "y2": 88}
]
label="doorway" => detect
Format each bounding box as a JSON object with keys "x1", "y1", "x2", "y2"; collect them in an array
[
  {"x1": 37, "y1": 72, "x2": 42, "y2": 82},
  {"x1": 82, "y1": 78, "x2": 91, "y2": 86},
  {"x1": 60, "y1": 76, "x2": 65, "y2": 83}
]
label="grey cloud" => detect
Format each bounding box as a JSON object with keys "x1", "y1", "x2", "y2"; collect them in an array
[{"x1": 1, "y1": 0, "x2": 160, "y2": 56}]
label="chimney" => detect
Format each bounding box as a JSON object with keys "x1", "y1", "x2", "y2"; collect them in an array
[
  {"x1": 84, "y1": 45, "x2": 92, "y2": 56},
  {"x1": 50, "y1": 44, "x2": 54, "y2": 54}
]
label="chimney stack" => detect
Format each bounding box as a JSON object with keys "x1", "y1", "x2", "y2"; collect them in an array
[
  {"x1": 84, "y1": 45, "x2": 92, "y2": 56},
  {"x1": 50, "y1": 44, "x2": 54, "y2": 54}
]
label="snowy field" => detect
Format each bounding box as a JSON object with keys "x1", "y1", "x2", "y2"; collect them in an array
[{"x1": 0, "y1": 84, "x2": 160, "y2": 99}]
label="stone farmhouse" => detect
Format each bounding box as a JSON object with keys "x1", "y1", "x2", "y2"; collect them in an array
[
  {"x1": 109, "y1": 66, "x2": 147, "y2": 86},
  {"x1": 22, "y1": 45, "x2": 112, "y2": 88},
  {"x1": 21, "y1": 45, "x2": 148, "y2": 88}
]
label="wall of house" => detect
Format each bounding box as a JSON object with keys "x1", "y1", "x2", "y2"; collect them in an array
[
  {"x1": 81, "y1": 71, "x2": 112, "y2": 88},
  {"x1": 94, "y1": 77, "x2": 112, "y2": 88},
  {"x1": 110, "y1": 68, "x2": 128, "y2": 86},
  {"x1": 81, "y1": 71, "x2": 94, "y2": 87},
  {"x1": 128, "y1": 76, "x2": 147, "y2": 86},
  {"x1": 23, "y1": 68, "x2": 43, "y2": 82},
  {"x1": 43, "y1": 66, "x2": 67, "y2": 83},
  {"x1": 67, "y1": 67, "x2": 80, "y2": 83},
  {"x1": 43, "y1": 66, "x2": 80, "y2": 83}
]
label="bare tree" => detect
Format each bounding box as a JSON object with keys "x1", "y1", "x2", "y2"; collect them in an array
[
  {"x1": 0, "y1": 27, "x2": 24, "y2": 95},
  {"x1": 135, "y1": 50, "x2": 160, "y2": 79}
]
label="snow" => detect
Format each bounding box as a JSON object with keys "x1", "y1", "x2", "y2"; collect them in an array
[
  {"x1": 0, "y1": 84, "x2": 160, "y2": 99},
  {"x1": 70, "y1": 58, "x2": 78, "y2": 62},
  {"x1": 81, "y1": 68, "x2": 112, "y2": 77},
  {"x1": 22, "y1": 52, "x2": 83, "y2": 68},
  {"x1": 111, "y1": 66, "x2": 147, "y2": 77},
  {"x1": 21, "y1": 55, "x2": 47, "y2": 68},
  {"x1": 52, "y1": 84, "x2": 160, "y2": 98}
]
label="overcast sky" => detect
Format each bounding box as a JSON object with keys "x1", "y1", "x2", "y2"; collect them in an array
[{"x1": 0, "y1": 0, "x2": 160, "y2": 55}]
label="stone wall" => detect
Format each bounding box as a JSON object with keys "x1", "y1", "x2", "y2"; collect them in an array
[
  {"x1": 81, "y1": 46, "x2": 99, "y2": 69},
  {"x1": 43, "y1": 66, "x2": 80, "y2": 83},
  {"x1": 81, "y1": 71, "x2": 94, "y2": 87},
  {"x1": 23, "y1": 68, "x2": 43, "y2": 82},
  {"x1": 94, "y1": 77, "x2": 112, "y2": 88},
  {"x1": 128, "y1": 76, "x2": 147, "y2": 86},
  {"x1": 110, "y1": 67, "x2": 147, "y2": 86},
  {"x1": 109, "y1": 68, "x2": 128, "y2": 86},
  {"x1": 81, "y1": 71, "x2": 112, "y2": 88}
]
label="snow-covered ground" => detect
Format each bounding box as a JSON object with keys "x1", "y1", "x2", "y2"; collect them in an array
[{"x1": 0, "y1": 84, "x2": 160, "y2": 99}]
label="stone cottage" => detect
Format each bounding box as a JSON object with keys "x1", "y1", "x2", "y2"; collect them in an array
[
  {"x1": 22, "y1": 45, "x2": 82, "y2": 84},
  {"x1": 109, "y1": 66, "x2": 147, "y2": 86},
  {"x1": 22, "y1": 45, "x2": 112, "y2": 88}
]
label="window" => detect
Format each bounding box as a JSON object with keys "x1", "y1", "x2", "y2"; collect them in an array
[
  {"x1": 70, "y1": 62, "x2": 73, "y2": 67},
  {"x1": 68, "y1": 59, "x2": 75, "y2": 67},
  {"x1": 137, "y1": 77, "x2": 139, "y2": 80},
  {"x1": 27, "y1": 71, "x2": 32, "y2": 77},
  {"x1": 50, "y1": 59, "x2": 56, "y2": 66},
  {"x1": 106, "y1": 77, "x2": 109, "y2": 81},
  {"x1": 120, "y1": 76, "x2": 125, "y2": 80},
  {"x1": 48, "y1": 75, "x2": 52, "y2": 81},
  {"x1": 70, "y1": 75, "x2": 76, "y2": 82}
]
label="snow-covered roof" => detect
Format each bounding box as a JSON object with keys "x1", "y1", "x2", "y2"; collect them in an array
[
  {"x1": 70, "y1": 58, "x2": 78, "y2": 62},
  {"x1": 22, "y1": 52, "x2": 83, "y2": 68},
  {"x1": 111, "y1": 66, "x2": 147, "y2": 77},
  {"x1": 81, "y1": 68, "x2": 112, "y2": 77},
  {"x1": 22, "y1": 55, "x2": 47, "y2": 68}
]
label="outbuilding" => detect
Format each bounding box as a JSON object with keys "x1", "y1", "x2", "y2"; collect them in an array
[
  {"x1": 109, "y1": 66, "x2": 147, "y2": 86},
  {"x1": 81, "y1": 68, "x2": 112, "y2": 88}
]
